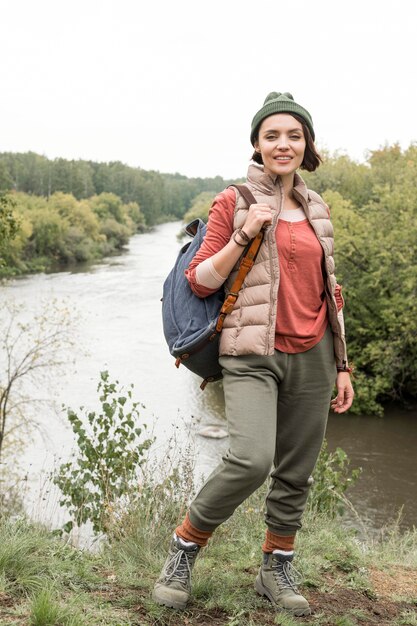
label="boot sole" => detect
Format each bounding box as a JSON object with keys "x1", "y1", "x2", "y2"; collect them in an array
[
  {"x1": 254, "y1": 577, "x2": 311, "y2": 617},
  {"x1": 152, "y1": 590, "x2": 188, "y2": 610}
]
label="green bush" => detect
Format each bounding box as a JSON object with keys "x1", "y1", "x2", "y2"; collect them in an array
[
  {"x1": 99, "y1": 217, "x2": 131, "y2": 249},
  {"x1": 309, "y1": 440, "x2": 361, "y2": 517},
  {"x1": 0, "y1": 190, "x2": 145, "y2": 276},
  {"x1": 54, "y1": 371, "x2": 154, "y2": 535},
  {"x1": 182, "y1": 190, "x2": 215, "y2": 223},
  {"x1": 0, "y1": 194, "x2": 19, "y2": 268}
]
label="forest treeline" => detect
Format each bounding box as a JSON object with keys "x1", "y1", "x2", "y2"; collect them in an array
[
  {"x1": 0, "y1": 152, "x2": 235, "y2": 274},
  {"x1": 0, "y1": 152, "x2": 235, "y2": 226},
  {"x1": 1, "y1": 144, "x2": 416, "y2": 414}
]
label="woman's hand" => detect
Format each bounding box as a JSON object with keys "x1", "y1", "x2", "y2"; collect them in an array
[
  {"x1": 331, "y1": 372, "x2": 354, "y2": 413},
  {"x1": 210, "y1": 203, "x2": 272, "y2": 285},
  {"x1": 243, "y1": 203, "x2": 273, "y2": 238}
]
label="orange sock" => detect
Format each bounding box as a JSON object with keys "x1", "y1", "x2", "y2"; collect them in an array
[
  {"x1": 262, "y1": 529, "x2": 295, "y2": 553},
  {"x1": 175, "y1": 512, "x2": 213, "y2": 547}
]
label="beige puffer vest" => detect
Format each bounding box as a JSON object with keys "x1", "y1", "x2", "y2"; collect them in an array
[{"x1": 219, "y1": 164, "x2": 349, "y2": 369}]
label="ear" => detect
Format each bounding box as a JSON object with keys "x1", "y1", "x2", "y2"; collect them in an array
[{"x1": 254, "y1": 142, "x2": 261, "y2": 153}]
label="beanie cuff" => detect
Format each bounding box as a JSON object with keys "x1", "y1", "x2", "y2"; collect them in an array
[{"x1": 250, "y1": 96, "x2": 315, "y2": 144}]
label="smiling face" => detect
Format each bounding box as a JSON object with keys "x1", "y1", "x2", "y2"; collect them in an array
[{"x1": 254, "y1": 113, "x2": 306, "y2": 182}]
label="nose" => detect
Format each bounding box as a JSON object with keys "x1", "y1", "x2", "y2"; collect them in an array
[{"x1": 276, "y1": 136, "x2": 289, "y2": 150}]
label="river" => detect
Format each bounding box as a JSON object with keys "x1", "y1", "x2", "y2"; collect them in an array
[{"x1": 1, "y1": 221, "x2": 416, "y2": 537}]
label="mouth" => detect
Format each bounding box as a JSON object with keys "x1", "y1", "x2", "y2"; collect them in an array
[{"x1": 274, "y1": 156, "x2": 292, "y2": 162}]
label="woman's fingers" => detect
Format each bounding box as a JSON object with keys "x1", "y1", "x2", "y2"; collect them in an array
[
  {"x1": 331, "y1": 373, "x2": 354, "y2": 413},
  {"x1": 245, "y1": 204, "x2": 273, "y2": 237}
]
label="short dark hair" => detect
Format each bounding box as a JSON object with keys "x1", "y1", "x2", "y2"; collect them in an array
[{"x1": 251, "y1": 113, "x2": 322, "y2": 172}]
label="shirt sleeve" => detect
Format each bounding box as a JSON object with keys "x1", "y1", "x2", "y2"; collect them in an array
[
  {"x1": 334, "y1": 284, "x2": 344, "y2": 312},
  {"x1": 185, "y1": 187, "x2": 236, "y2": 297}
]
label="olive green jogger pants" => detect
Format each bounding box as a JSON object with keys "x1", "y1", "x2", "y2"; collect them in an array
[{"x1": 189, "y1": 325, "x2": 337, "y2": 536}]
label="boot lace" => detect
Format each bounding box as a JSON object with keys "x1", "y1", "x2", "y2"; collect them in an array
[
  {"x1": 272, "y1": 558, "x2": 302, "y2": 594},
  {"x1": 162, "y1": 546, "x2": 197, "y2": 585}
]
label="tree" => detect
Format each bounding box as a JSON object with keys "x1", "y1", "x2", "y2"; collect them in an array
[
  {"x1": 0, "y1": 300, "x2": 75, "y2": 464},
  {"x1": 325, "y1": 168, "x2": 417, "y2": 413},
  {"x1": 182, "y1": 191, "x2": 215, "y2": 223},
  {"x1": 88, "y1": 192, "x2": 126, "y2": 223},
  {"x1": 0, "y1": 194, "x2": 19, "y2": 268},
  {"x1": 0, "y1": 162, "x2": 13, "y2": 191}
]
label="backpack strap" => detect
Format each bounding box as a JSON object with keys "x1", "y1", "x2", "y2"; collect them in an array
[
  {"x1": 229, "y1": 183, "x2": 257, "y2": 208},
  {"x1": 215, "y1": 184, "x2": 263, "y2": 333}
]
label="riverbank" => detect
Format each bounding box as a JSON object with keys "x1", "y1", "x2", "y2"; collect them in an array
[
  {"x1": 1, "y1": 482, "x2": 416, "y2": 626},
  {"x1": 0, "y1": 191, "x2": 148, "y2": 279}
]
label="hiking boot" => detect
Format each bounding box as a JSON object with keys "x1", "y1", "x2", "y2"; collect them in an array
[
  {"x1": 255, "y1": 552, "x2": 311, "y2": 616},
  {"x1": 152, "y1": 534, "x2": 200, "y2": 609}
]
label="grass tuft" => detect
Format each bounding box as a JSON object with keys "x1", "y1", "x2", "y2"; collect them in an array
[
  {"x1": 332, "y1": 617, "x2": 356, "y2": 626},
  {"x1": 30, "y1": 588, "x2": 62, "y2": 626},
  {"x1": 0, "y1": 518, "x2": 51, "y2": 596},
  {"x1": 397, "y1": 609, "x2": 417, "y2": 626},
  {"x1": 273, "y1": 612, "x2": 302, "y2": 625},
  {"x1": 29, "y1": 587, "x2": 88, "y2": 626}
]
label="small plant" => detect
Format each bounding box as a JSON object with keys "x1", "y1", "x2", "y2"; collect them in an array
[
  {"x1": 0, "y1": 518, "x2": 48, "y2": 597},
  {"x1": 30, "y1": 588, "x2": 61, "y2": 626},
  {"x1": 398, "y1": 609, "x2": 417, "y2": 626},
  {"x1": 333, "y1": 616, "x2": 356, "y2": 626},
  {"x1": 309, "y1": 439, "x2": 362, "y2": 517},
  {"x1": 54, "y1": 370, "x2": 154, "y2": 534},
  {"x1": 274, "y1": 612, "x2": 302, "y2": 625},
  {"x1": 30, "y1": 587, "x2": 85, "y2": 626},
  {"x1": 226, "y1": 609, "x2": 246, "y2": 626}
]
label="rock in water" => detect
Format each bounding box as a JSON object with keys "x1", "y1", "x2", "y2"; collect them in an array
[{"x1": 198, "y1": 426, "x2": 228, "y2": 439}]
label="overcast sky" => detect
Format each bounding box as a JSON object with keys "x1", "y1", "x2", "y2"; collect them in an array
[{"x1": 1, "y1": 0, "x2": 416, "y2": 179}]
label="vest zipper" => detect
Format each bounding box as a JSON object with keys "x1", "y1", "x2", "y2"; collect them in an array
[{"x1": 267, "y1": 179, "x2": 284, "y2": 353}]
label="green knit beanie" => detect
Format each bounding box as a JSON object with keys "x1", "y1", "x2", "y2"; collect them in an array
[{"x1": 250, "y1": 92, "x2": 315, "y2": 145}]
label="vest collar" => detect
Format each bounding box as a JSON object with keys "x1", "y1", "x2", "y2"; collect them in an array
[{"x1": 246, "y1": 163, "x2": 309, "y2": 203}]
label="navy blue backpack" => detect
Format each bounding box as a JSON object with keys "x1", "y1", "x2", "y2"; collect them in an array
[{"x1": 162, "y1": 185, "x2": 262, "y2": 389}]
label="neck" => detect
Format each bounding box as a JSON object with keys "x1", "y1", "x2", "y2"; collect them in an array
[
  {"x1": 263, "y1": 166, "x2": 295, "y2": 198},
  {"x1": 279, "y1": 173, "x2": 296, "y2": 199}
]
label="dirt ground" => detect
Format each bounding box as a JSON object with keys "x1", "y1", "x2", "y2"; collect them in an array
[
  {"x1": 1, "y1": 568, "x2": 416, "y2": 626},
  {"x1": 138, "y1": 567, "x2": 417, "y2": 626},
  {"x1": 112, "y1": 566, "x2": 417, "y2": 625}
]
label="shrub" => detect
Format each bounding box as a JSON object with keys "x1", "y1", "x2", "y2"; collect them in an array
[
  {"x1": 309, "y1": 439, "x2": 362, "y2": 517},
  {"x1": 54, "y1": 371, "x2": 154, "y2": 535}
]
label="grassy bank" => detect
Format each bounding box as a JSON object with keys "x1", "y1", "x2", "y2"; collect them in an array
[{"x1": 1, "y1": 479, "x2": 416, "y2": 626}]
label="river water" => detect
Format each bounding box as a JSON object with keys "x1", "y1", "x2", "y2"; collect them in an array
[{"x1": 1, "y1": 221, "x2": 416, "y2": 536}]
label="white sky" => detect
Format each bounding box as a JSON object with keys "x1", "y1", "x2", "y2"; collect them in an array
[{"x1": 1, "y1": 0, "x2": 416, "y2": 179}]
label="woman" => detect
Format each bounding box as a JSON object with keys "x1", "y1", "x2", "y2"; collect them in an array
[{"x1": 153, "y1": 92, "x2": 354, "y2": 617}]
